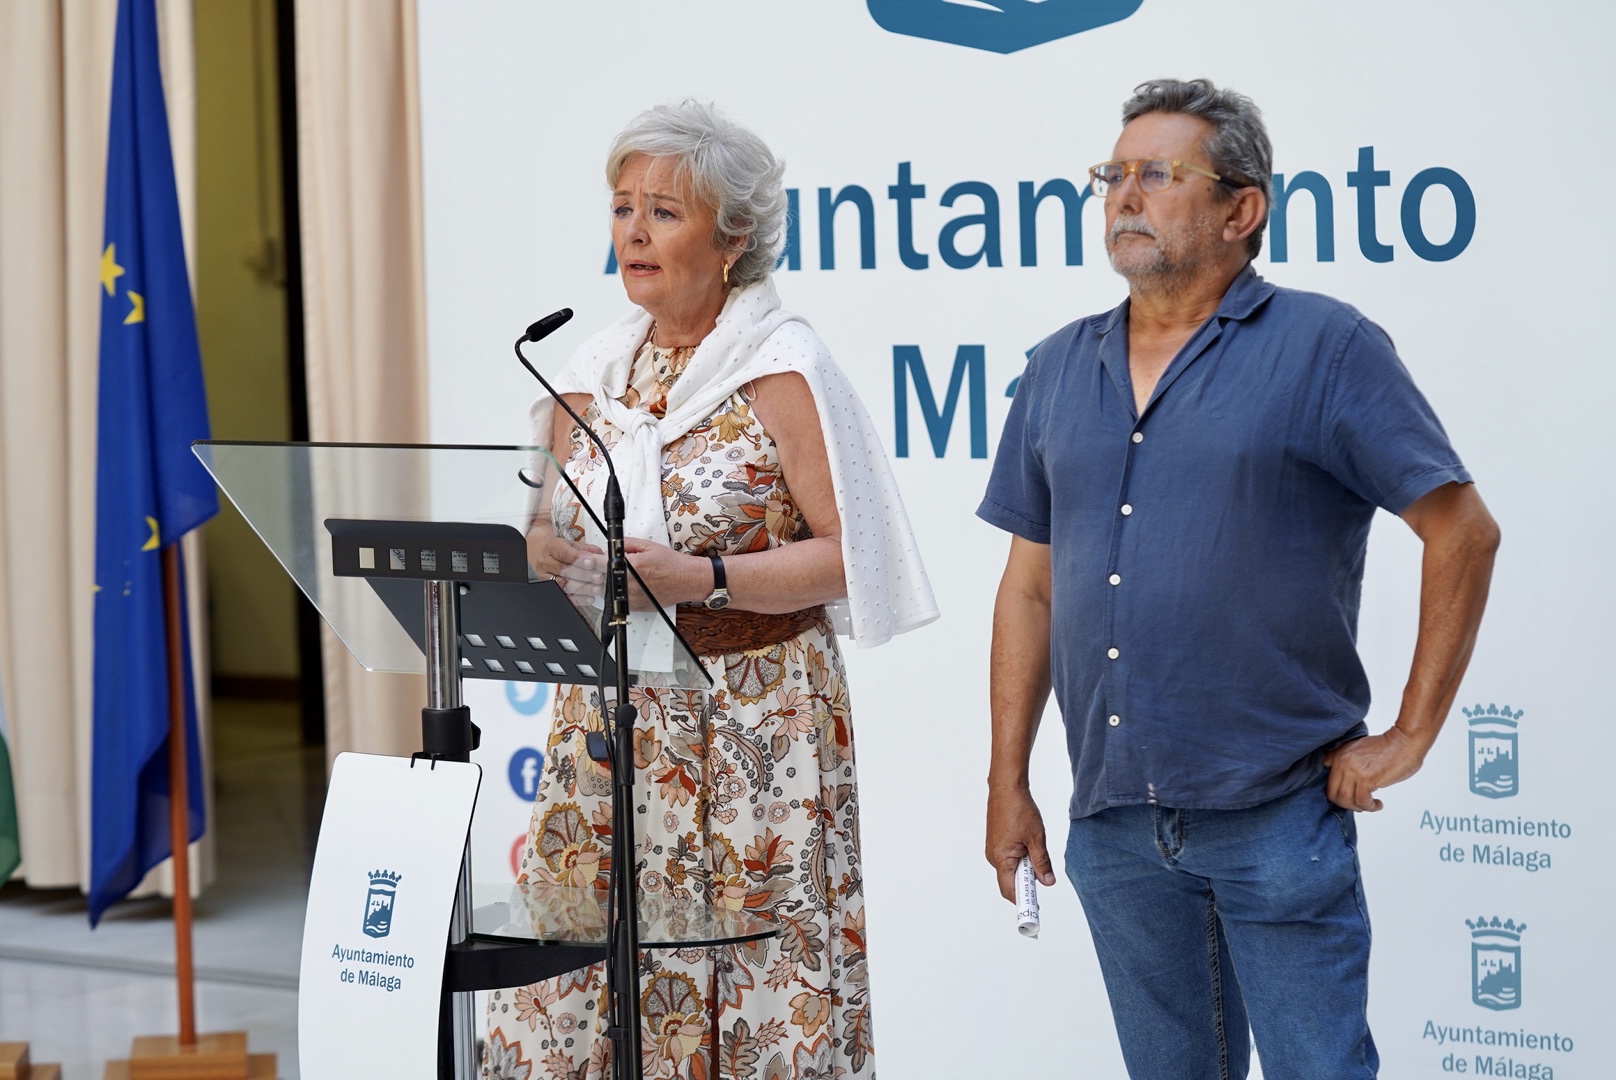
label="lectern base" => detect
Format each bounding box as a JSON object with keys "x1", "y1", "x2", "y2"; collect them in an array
[
  {"x1": 100, "y1": 1032, "x2": 276, "y2": 1080},
  {"x1": 0, "y1": 1043, "x2": 62, "y2": 1080}
]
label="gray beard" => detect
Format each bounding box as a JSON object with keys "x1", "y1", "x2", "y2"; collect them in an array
[{"x1": 1106, "y1": 211, "x2": 1220, "y2": 292}]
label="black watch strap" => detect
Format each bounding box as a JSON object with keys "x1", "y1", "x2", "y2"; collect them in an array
[{"x1": 703, "y1": 555, "x2": 731, "y2": 610}]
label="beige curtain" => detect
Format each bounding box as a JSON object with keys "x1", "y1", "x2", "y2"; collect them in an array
[
  {"x1": 293, "y1": 0, "x2": 431, "y2": 760},
  {"x1": 0, "y1": 0, "x2": 211, "y2": 894}
]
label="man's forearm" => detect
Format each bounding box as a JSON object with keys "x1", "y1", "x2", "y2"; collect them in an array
[
  {"x1": 1396, "y1": 487, "x2": 1501, "y2": 748},
  {"x1": 987, "y1": 575, "x2": 1054, "y2": 789},
  {"x1": 985, "y1": 538, "x2": 1059, "y2": 891},
  {"x1": 1325, "y1": 484, "x2": 1499, "y2": 811}
]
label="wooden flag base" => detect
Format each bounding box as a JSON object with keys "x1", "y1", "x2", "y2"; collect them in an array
[
  {"x1": 101, "y1": 1033, "x2": 275, "y2": 1080},
  {"x1": 1, "y1": 1042, "x2": 62, "y2": 1080}
]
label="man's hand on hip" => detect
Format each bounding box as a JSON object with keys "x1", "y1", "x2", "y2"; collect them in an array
[
  {"x1": 1327, "y1": 482, "x2": 1501, "y2": 813},
  {"x1": 1323, "y1": 726, "x2": 1429, "y2": 812},
  {"x1": 986, "y1": 783, "x2": 1056, "y2": 901}
]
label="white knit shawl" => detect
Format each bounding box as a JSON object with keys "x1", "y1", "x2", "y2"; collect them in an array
[{"x1": 529, "y1": 277, "x2": 937, "y2": 648}]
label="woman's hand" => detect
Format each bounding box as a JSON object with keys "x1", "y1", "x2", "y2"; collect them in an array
[
  {"x1": 624, "y1": 536, "x2": 708, "y2": 610},
  {"x1": 527, "y1": 527, "x2": 605, "y2": 605}
]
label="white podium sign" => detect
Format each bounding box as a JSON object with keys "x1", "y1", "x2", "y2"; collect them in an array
[{"x1": 298, "y1": 753, "x2": 482, "y2": 1078}]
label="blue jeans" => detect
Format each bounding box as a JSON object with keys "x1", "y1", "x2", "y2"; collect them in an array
[{"x1": 1064, "y1": 777, "x2": 1378, "y2": 1080}]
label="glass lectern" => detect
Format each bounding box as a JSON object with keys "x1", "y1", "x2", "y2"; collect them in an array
[
  {"x1": 194, "y1": 441, "x2": 774, "y2": 1080},
  {"x1": 192, "y1": 440, "x2": 712, "y2": 689}
]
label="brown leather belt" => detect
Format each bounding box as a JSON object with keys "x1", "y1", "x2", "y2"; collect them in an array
[{"x1": 675, "y1": 604, "x2": 827, "y2": 656}]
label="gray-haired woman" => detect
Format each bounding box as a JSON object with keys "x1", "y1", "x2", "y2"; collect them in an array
[{"x1": 484, "y1": 101, "x2": 936, "y2": 1080}]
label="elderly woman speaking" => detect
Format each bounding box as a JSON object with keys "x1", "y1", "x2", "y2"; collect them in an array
[{"x1": 484, "y1": 102, "x2": 936, "y2": 1080}]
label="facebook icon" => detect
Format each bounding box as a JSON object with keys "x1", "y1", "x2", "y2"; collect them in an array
[{"x1": 507, "y1": 748, "x2": 544, "y2": 801}]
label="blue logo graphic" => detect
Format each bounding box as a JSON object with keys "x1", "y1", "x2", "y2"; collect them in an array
[
  {"x1": 1467, "y1": 916, "x2": 1525, "y2": 1011},
  {"x1": 504, "y1": 681, "x2": 551, "y2": 716},
  {"x1": 868, "y1": 0, "x2": 1144, "y2": 54},
  {"x1": 508, "y1": 747, "x2": 545, "y2": 800},
  {"x1": 363, "y1": 870, "x2": 402, "y2": 939},
  {"x1": 1466, "y1": 703, "x2": 1521, "y2": 799}
]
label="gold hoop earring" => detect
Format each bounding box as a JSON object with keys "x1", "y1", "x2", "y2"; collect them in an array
[{"x1": 722, "y1": 262, "x2": 730, "y2": 286}]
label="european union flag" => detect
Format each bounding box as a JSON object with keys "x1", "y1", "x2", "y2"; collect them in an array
[{"x1": 89, "y1": 0, "x2": 219, "y2": 926}]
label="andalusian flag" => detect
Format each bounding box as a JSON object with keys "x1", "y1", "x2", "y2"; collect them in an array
[
  {"x1": 88, "y1": 0, "x2": 218, "y2": 926},
  {"x1": 0, "y1": 689, "x2": 19, "y2": 881}
]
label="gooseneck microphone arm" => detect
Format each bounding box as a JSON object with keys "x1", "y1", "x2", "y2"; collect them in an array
[
  {"x1": 511, "y1": 308, "x2": 631, "y2": 654},
  {"x1": 513, "y1": 308, "x2": 643, "y2": 1080},
  {"x1": 512, "y1": 309, "x2": 615, "y2": 484}
]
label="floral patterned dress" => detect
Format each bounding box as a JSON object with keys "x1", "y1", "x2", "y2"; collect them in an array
[{"x1": 484, "y1": 340, "x2": 874, "y2": 1080}]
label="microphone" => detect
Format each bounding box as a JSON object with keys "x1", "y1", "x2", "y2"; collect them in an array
[{"x1": 524, "y1": 308, "x2": 573, "y2": 343}]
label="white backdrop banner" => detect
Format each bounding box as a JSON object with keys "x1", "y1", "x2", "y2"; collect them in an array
[{"x1": 419, "y1": 3, "x2": 1612, "y2": 1077}]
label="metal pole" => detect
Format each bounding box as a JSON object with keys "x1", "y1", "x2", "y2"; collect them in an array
[
  {"x1": 425, "y1": 580, "x2": 462, "y2": 712},
  {"x1": 425, "y1": 581, "x2": 478, "y2": 1080},
  {"x1": 603, "y1": 477, "x2": 644, "y2": 1080}
]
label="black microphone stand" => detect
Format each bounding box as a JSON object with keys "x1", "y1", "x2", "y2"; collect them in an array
[{"x1": 515, "y1": 315, "x2": 644, "y2": 1080}]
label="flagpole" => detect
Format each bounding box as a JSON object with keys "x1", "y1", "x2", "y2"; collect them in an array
[{"x1": 161, "y1": 542, "x2": 197, "y2": 1047}]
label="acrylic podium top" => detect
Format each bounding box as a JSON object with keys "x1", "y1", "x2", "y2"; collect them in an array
[{"x1": 193, "y1": 441, "x2": 710, "y2": 689}]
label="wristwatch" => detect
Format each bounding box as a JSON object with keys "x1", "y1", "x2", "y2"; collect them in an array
[{"x1": 703, "y1": 555, "x2": 731, "y2": 610}]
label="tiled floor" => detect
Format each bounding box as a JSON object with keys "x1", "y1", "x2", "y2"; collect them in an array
[{"x1": 0, "y1": 699, "x2": 323, "y2": 1079}]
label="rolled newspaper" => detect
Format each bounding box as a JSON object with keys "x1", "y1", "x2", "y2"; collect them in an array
[{"x1": 1015, "y1": 856, "x2": 1040, "y2": 938}]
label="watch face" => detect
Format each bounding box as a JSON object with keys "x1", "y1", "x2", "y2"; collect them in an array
[{"x1": 706, "y1": 591, "x2": 730, "y2": 610}]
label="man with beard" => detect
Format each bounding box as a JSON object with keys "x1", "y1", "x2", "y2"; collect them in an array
[{"x1": 977, "y1": 79, "x2": 1500, "y2": 1079}]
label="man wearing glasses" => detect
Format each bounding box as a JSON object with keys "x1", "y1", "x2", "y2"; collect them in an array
[{"x1": 978, "y1": 79, "x2": 1500, "y2": 1078}]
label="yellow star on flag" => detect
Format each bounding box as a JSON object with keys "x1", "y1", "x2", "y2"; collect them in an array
[
  {"x1": 141, "y1": 516, "x2": 160, "y2": 552},
  {"x1": 125, "y1": 292, "x2": 145, "y2": 325},
  {"x1": 100, "y1": 244, "x2": 125, "y2": 296}
]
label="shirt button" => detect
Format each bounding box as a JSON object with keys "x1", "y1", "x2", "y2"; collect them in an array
[
  {"x1": 1120, "y1": 504, "x2": 1133, "y2": 516},
  {"x1": 1108, "y1": 714, "x2": 1121, "y2": 727},
  {"x1": 1107, "y1": 647, "x2": 1120, "y2": 660},
  {"x1": 1131, "y1": 432, "x2": 1144, "y2": 444},
  {"x1": 1108, "y1": 574, "x2": 1121, "y2": 586}
]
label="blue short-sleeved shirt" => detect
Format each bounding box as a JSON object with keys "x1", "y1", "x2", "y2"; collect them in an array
[{"x1": 978, "y1": 267, "x2": 1471, "y2": 819}]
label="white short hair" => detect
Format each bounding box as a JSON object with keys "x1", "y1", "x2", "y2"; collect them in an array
[{"x1": 606, "y1": 101, "x2": 788, "y2": 287}]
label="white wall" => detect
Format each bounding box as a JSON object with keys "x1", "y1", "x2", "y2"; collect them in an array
[{"x1": 422, "y1": 3, "x2": 1614, "y2": 1076}]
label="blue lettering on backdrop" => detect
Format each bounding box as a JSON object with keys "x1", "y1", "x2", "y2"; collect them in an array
[
  {"x1": 939, "y1": 181, "x2": 1003, "y2": 268},
  {"x1": 1019, "y1": 179, "x2": 1091, "y2": 266},
  {"x1": 592, "y1": 154, "x2": 1478, "y2": 460},
  {"x1": 1401, "y1": 167, "x2": 1476, "y2": 262},
  {"x1": 1347, "y1": 145, "x2": 1396, "y2": 263},
  {"x1": 889, "y1": 162, "x2": 930, "y2": 269},
  {"x1": 779, "y1": 188, "x2": 801, "y2": 271},
  {"x1": 893, "y1": 345, "x2": 987, "y2": 458},
  {"x1": 866, "y1": 0, "x2": 1146, "y2": 55},
  {"x1": 820, "y1": 185, "x2": 877, "y2": 270},
  {"x1": 1269, "y1": 171, "x2": 1336, "y2": 263},
  {"x1": 603, "y1": 152, "x2": 1475, "y2": 275}
]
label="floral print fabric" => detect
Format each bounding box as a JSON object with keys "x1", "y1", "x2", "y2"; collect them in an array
[{"x1": 484, "y1": 342, "x2": 874, "y2": 1080}]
